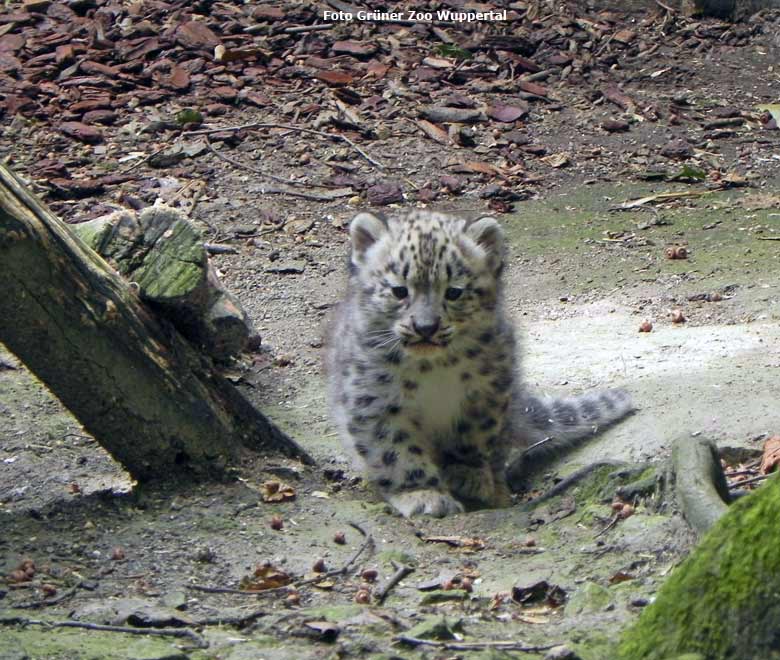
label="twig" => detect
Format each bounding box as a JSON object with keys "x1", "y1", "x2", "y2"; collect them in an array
[
  {"x1": 0, "y1": 616, "x2": 207, "y2": 649},
  {"x1": 375, "y1": 560, "x2": 414, "y2": 604},
  {"x1": 594, "y1": 514, "x2": 620, "y2": 538},
  {"x1": 205, "y1": 136, "x2": 354, "y2": 201},
  {"x1": 189, "y1": 522, "x2": 374, "y2": 597},
  {"x1": 283, "y1": 24, "x2": 334, "y2": 34},
  {"x1": 756, "y1": 236, "x2": 780, "y2": 241},
  {"x1": 205, "y1": 134, "x2": 311, "y2": 188},
  {"x1": 396, "y1": 636, "x2": 558, "y2": 653},
  {"x1": 204, "y1": 243, "x2": 238, "y2": 255},
  {"x1": 118, "y1": 148, "x2": 165, "y2": 174},
  {"x1": 294, "y1": 521, "x2": 374, "y2": 587},
  {"x1": 16, "y1": 582, "x2": 84, "y2": 610},
  {"x1": 654, "y1": 0, "x2": 677, "y2": 12},
  {"x1": 728, "y1": 474, "x2": 769, "y2": 489},
  {"x1": 186, "y1": 122, "x2": 385, "y2": 170},
  {"x1": 193, "y1": 609, "x2": 267, "y2": 627}
]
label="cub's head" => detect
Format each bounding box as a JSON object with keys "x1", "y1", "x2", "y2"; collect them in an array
[{"x1": 348, "y1": 210, "x2": 504, "y2": 356}]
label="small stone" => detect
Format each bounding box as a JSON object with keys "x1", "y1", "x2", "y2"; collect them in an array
[
  {"x1": 366, "y1": 181, "x2": 404, "y2": 206},
  {"x1": 602, "y1": 119, "x2": 629, "y2": 132},
  {"x1": 312, "y1": 558, "x2": 327, "y2": 573},
  {"x1": 545, "y1": 645, "x2": 581, "y2": 660},
  {"x1": 333, "y1": 531, "x2": 346, "y2": 545},
  {"x1": 661, "y1": 139, "x2": 694, "y2": 159},
  {"x1": 265, "y1": 261, "x2": 306, "y2": 274},
  {"x1": 361, "y1": 568, "x2": 378, "y2": 582}
]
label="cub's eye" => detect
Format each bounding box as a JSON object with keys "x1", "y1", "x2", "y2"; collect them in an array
[
  {"x1": 391, "y1": 286, "x2": 408, "y2": 299},
  {"x1": 444, "y1": 287, "x2": 463, "y2": 301}
]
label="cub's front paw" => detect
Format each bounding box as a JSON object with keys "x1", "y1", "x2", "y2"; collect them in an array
[
  {"x1": 445, "y1": 464, "x2": 496, "y2": 504},
  {"x1": 388, "y1": 489, "x2": 465, "y2": 518}
]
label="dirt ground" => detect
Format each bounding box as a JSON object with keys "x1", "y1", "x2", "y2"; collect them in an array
[{"x1": 2, "y1": 1, "x2": 780, "y2": 659}]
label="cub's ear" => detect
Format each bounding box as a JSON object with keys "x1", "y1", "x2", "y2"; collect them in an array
[
  {"x1": 349, "y1": 212, "x2": 387, "y2": 263},
  {"x1": 466, "y1": 217, "x2": 504, "y2": 270}
]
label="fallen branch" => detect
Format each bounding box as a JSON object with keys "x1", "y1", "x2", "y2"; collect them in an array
[
  {"x1": 186, "y1": 122, "x2": 386, "y2": 170},
  {"x1": 194, "y1": 609, "x2": 268, "y2": 627},
  {"x1": 594, "y1": 514, "x2": 620, "y2": 538},
  {"x1": 205, "y1": 137, "x2": 354, "y2": 201},
  {"x1": 396, "y1": 635, "x2": 558, "y2": 653},
  {"x1": 0, "y1": 616, "x2": 207, "y2": 649},
  {"x1": 375, "y1": 560, "x2": 414, "y2": 604}
]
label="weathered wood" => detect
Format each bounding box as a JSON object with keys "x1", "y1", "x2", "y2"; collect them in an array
[
  {"x1": 72, "y1": 205, "x2": 252, "y2": 361},
  {"x1": 0, "y1": 164, "x2": 311, "y2": 481},
  {"x1": 672, "y1": 436, "x2": 730, "y2": 535}
]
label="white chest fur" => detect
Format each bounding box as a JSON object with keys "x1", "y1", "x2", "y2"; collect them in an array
[{"x1": 406, "y1": 365, "x2": 467, "y2": 433}]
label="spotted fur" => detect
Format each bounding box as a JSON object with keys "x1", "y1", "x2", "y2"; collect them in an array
[{"x1": 325, "y1": 210, "x2": 632, "y2": 517}]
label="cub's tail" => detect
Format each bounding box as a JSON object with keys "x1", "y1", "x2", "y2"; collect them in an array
[{"x1": 507, "y1": 388, "x2": 633, "y2": 489}]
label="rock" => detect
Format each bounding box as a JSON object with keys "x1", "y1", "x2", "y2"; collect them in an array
[
  {"x1": 504, "y1": 130, "x2": 531, "y2": 145},
  {"x1": 405, "y1": 617, "x2": 457, "y2": 641},
  {"x1": 545, "y1": 645, "x2": 581, "y2": 660},
  {"x1": 148, "y1": 147, "x2": 187, "y2": 169},
  {"x1": 421, "y1": 106, "x2": 486, "y2": 124},
  {"x1": 661, "y1": 139, "x2": 694, "y2": 159},
  {"x1": 265, "y1": 261, "x2": 306, "y2": 274},
  {"x1": 366, "y1": 181, "x2": 404, "y2": 206},
  {"x1": 602, "y1": 119, "x2": 629, "y2": 132}
]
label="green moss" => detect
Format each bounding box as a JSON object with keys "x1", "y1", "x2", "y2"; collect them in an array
[
  {"x1": 618, "y1": 475, "x2": 780, "y2": 659},
  {"x1": 377, "y1": 549, "x2": 416, "y2": 566},
  {"x1": 0, "y1": 626, "x2": 207, "y2": 660},
  {"x1": 503, "y1": 185, "x2": 780, "y2": 297},
  {"x1": 566, "y1": 581, "x2": 612, "y2": 615}
]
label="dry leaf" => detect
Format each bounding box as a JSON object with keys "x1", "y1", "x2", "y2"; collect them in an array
[
  {"x1": 488, "y1": 103, "x2": 528, "y2": 123},
  {"x1": 541, "y1": 153, "x2": 570, "y2": 168},
  {"x1": 608, "y1": 571, "x2": 635, "y2": 585},
  {"x1": 240, "y1": 562, "x2": 292, "y2": 591},
  {"x1": 760, "y1": 436, "x2": 780, "y2": 475},
  {"x1": 261, "y1": 480, "x2": 296, "y2": 503},
  {"x1": 316, "y1": 70, "x2": 354, "y2": 86}
]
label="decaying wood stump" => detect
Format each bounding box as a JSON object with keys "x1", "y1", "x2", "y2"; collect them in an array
[
  {"x1": 0, "y1": 163, "x2": 311, "y2": 481},
  {"x1": 72, "y1": 204, "x2": 251, "y2": 361}
]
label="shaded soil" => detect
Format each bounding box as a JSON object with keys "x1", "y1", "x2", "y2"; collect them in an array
[{"x1": 2, "y1": 1, "x2": 780, "y2": 659}]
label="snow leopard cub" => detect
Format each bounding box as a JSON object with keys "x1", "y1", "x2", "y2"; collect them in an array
[{"x1": 326, "y1": 210, "x2": 632, "y2": 517}]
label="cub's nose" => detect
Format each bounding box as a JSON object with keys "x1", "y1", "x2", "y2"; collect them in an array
[{"x1": 413, "y1": 318, "x2": 440, "y2": 339}]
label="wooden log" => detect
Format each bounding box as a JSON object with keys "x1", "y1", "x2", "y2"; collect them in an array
[
  {"x1": 72, "y1": 205, "x2": 252, "y2": 361},
  {"x1": 0, "y1": 164, "x2": 311, "y2": 481}
]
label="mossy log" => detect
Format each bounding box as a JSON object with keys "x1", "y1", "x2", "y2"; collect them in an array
[
  {"x1": 0, "y1": 163, "x2": 310, "y2": 481},
  {"x1": 618, "y1": 473, "x2": 780, "y2": 660},
  {"x1": 72, "y1": 205, "x2": 251, "y2": 361}
]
